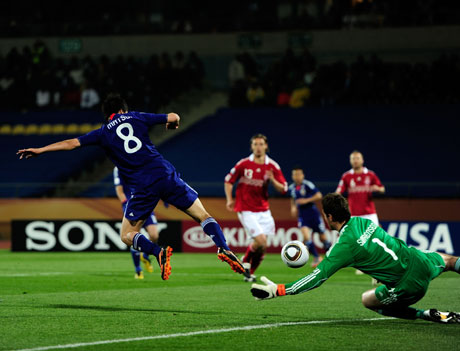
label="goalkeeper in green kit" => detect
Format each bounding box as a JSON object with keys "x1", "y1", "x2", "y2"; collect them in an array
[{"x1": 251, "y1": 193, "x2": 460, "y2": 324}]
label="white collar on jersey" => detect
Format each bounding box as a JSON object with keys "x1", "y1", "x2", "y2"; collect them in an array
[
  {"x1": 249, "y1": 153, "x2": 270, "y2": 165},
  {"x1": 350, "y1": 167, "x2": 368, "y2": 175}
]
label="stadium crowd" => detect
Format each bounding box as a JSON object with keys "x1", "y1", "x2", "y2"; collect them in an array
[
  {"x1": 2, "y1": 0, "x2": 459, "y2": 37},
  {"x1": 0, "y1": 41, "x2": 204, "y2": 112},
  {"x1": 228, "y1": 50, "x2": 460, "y2": 107}
]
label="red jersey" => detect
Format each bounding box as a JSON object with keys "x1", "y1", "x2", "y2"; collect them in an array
[
  {"x1": 225, "y1": 154, "x2": 287, "y2": 212},
  {"x1": 335, "y1": 167, "x2": 383, "y2": 216}
]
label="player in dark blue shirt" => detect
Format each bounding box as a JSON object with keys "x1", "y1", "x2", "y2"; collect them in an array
[
  {"x1": 114, "y1": 166, "x2": 157, "y2": 279},
  {"x1": 17, "y1": 93, "x2": 245, "y2": 280},
  {"x1": 289, "y1": 167, "x2": 331, "y2": 267}
]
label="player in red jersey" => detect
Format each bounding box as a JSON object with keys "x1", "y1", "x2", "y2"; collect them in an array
[
  {"x1": 336, "y1": 150, "x2": 385, "y2": 279},
  {"x1": 335, "y1": 150, "x2": 385, "y2": 225},
  {"x1": 225, "y1": 134, "x2": 288, "y2": 282}
]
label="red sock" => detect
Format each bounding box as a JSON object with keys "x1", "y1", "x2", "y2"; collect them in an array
[
  {"x1": 250, "y1": 252, "x2": 265, "y2": 274},
  {"x1": 242, "y1": 244, "x2": 256, "y2": 263}
]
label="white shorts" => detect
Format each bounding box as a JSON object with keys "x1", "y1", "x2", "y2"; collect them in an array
[
  {"x1": 353, "y1": 213, "x2": 379, "y2": 226},
  {"x1": 237, "y1": 210, "x2": 275, "y2": 238}
]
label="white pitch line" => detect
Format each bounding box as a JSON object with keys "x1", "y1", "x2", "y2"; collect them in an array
[{"x1": 14, "y1": 317, "x2": 392, "y2": 351}]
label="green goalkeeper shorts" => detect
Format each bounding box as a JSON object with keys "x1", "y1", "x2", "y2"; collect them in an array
[{"x1": 375, "y1": 248, "x2": 445, "y2": 306}]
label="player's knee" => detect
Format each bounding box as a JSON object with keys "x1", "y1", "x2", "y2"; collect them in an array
[
  {"x1": 121, "y1": 231, "x2": 135, "y2": 245},
  {"x1": 361, "y1": 293, "x2": 371, "y2": 308},
  {"x1": 253, "y1": 237, "x2": 267, "y2": 251},
  {"x1": 361, "y1": 290, "x2": 380, "y2": 310}
]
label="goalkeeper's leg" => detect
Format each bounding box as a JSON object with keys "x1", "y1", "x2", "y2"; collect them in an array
[
  {"x1": 362, "y1": 288, "x2": 460, "y2": 323},
  {"x1": 437, "y1": 252, "x2": 460, "y2": 274}
]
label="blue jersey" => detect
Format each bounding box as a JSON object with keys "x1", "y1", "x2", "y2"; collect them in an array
[
  {"x1": 289, "y1": 180, "x2": 325, "y2": 232},
  {"x1": 113, "y1": 166, "x2": 131, "y2": 199},
  {"x1": 78, "y1": 111, "x2": 174, "y2": 193},
  {"x1": 113, "y1": 166, "x2": 158, "y2": 226},
  {"x1": 289, "y1": 180, "x2": 321, "y2": 216}
]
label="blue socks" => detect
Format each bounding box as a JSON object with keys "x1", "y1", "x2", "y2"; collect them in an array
[
  {"x1": 455, "y1": 257, "x2": 460, "y2": 273},
  {"x1": 201, "y1": 217, "x2": 230, "y2": 250},
  {"x1": 130, "y1": 248, "x2": 142, "y2": 272},
  {"x1": 305, "y1": 240, "x2": 319, "y2": 258},
  {"x1": 132, "y1": 233, "x2": 162, "y2": 257},
  {"x1": 323, "y1": 240, "x2": 331, "y2": 251}
]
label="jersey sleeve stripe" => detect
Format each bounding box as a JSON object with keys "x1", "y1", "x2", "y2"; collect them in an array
[{"x1": 268, "y1": 159, "x2": 281, "y2": 170}]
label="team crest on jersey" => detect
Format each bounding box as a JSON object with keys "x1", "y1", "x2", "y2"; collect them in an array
[
  {"x1": 300, "y1": 186, "x2": 306, "y2": 196},
  {"x1": 244, "y1": 169, "x2": 254, "y2": 179},
  {"x1": 256, "y1": 168, "x2": 261, "y2": 172},
  {"x1": 350, "y1": 179, "x2": 356, "y2": 187}
]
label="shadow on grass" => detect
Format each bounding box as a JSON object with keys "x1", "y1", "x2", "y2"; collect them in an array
[
  {"x1": 46, "y1": 304, "x2": 220, "y2": 314},
  {"x1": 43, "y1": 303, "x2": 292, "y2": 318}
]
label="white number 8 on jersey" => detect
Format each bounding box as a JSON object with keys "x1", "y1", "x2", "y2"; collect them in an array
[{"x1": 116, "y1": 123, "x2": 142, "y2": 154}]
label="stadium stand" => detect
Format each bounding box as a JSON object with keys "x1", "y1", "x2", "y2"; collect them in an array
[
  {"x1": 154, "y1": 105, "x2": 459, "y2": 197},
  {"x1": 0, "y1": 110, "x2": 106, "y2": 197},
  {"x1": 0, "y1": 41, "x2": 204, "y2": 113},
  {"x1": 2, "y1": 0, "x2": 460, "y2": 36},
  {"x1": 228, "y1": 51, "x2": 460, "y2": 107}
]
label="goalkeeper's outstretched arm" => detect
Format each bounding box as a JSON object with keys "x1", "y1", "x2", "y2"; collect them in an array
[
  {"x1": 251, "y1": 240, "x2": 353, "y2": 300},
  {"x1": 250, "y1": 268, "x2": 328, "y2": 300},
  {"x1": 17, "y1": 138, "x2": 81, "y2": 159}
]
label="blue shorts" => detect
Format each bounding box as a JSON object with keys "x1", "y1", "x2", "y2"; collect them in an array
[
  {"x1": 125, "y1": 172, "x2": 198, "y2": 221},
  {"x1": 298, "y1": 212, "x2": 326, "y2": 233},
  {"x1": 122, "y1": 203, "x2": 157, "y2": 227},
  {"x1": 143, "y1": 212, "x2": 158, "y2": 227}
]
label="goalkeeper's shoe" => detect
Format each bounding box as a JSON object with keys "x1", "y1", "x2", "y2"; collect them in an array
[
  {"x1": 217, "y1": 248, "x2": 245, "y2": 274},
  {"x1": 156, "y1": 246, "x2": 173, "y2": 280},
  {"x1": 424, "y1": 309, "x2": 460, "y2": 324},
  {"x1": 140, "y1": 253, "x2": 154, "y2": 273},
  {"x1": 243, "y1": 262, "x2": 256, "y2": 282},
  {"x1": 134, "y1": 271, "x2": 144, "y2": 280}
]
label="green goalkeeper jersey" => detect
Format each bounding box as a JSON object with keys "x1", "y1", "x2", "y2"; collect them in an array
[{"x1": 285, "y1": 217, "x2": 413, "y2": 295}]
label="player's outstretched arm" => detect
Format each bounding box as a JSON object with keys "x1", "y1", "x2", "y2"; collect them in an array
[
  {"x1": 166, "y1": 113, "x2": 180, "y2": 130},
  {"x1": 17, "y1": 138, "x2": 81, "y2": 159}
]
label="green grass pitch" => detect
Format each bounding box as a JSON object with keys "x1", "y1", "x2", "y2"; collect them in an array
[{"x1": 0, "y1": 250, "x2": 458, "y2": 351}]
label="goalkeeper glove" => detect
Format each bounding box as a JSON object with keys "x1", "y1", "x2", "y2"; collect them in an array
[{"x1": 250, "y1": 276, "x2": 286, "y2": 300}]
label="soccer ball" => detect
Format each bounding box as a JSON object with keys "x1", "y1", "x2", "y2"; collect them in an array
[{"x1": 281, "y1": 240, "x2": 309, "y2": 268}]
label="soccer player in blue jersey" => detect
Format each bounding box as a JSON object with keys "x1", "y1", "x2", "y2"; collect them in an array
[
  {"x1": 289, "y1": 167, "x2": 331, "y2": 267},
  {"x1": 114, "y1": 166, "x2": 157, "y2": 279},
  {"x1": 17, "y1": 93, "x2": 245, "y2": 280}
]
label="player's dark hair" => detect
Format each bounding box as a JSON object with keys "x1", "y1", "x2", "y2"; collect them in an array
[
  {"x1": 250, "y1": 133, "x2": 270, "y2": 152},
  {"x1": 102, "y1": 93, "x2": 128, "y2": 121},
  {"x1": 292, "y1": 165, "x2": 304, "y2": 172},
  {"x1": 350, "y1": 150, "x2": 363, "y2": 156},
  {"x1": 322, "y1": 193, "x2": 351, "y2": 223}
]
